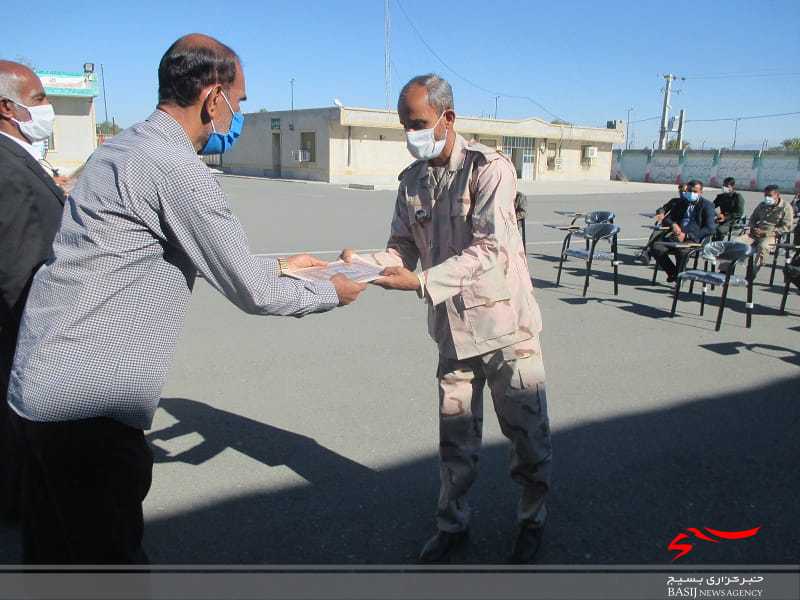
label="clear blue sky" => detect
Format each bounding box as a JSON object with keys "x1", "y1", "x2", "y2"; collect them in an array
[{"x1": 3, "y1": 0, "x2": 798, "y2": 149}]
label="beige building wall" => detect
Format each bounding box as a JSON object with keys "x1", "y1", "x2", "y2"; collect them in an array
[
  {"x1": 45, "y1": 96, "x2": 97, "y2": 175},
  {"x1": 223, "y1": 109, "x2": 334, "y2": 181},
  {"x1": 221, "y1": 106, "x2": 623, "y2": 186},
  {"x1": 534, "y1": 140, "x2": 614, "y2": 181}
]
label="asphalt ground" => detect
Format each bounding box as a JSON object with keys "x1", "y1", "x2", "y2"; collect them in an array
[{"x1": 1, "y1": 179, "x2": 797, "y2": 565}]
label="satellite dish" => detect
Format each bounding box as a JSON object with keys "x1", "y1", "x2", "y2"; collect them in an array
[{"x1": 333, "y1": 98, "x2": 343, "y2": 107}]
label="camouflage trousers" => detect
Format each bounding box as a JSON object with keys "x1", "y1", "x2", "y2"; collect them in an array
[
  {"x1": 736, "y1": 232, "x2": 777, "y2": 276},
  {"x1": 435, "y1": 338, "x2": 552, "y2": 533}
]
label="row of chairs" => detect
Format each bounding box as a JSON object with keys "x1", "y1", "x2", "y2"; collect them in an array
[{"x1": 548, "y1": 210, "x2": 798, "y2": 331}]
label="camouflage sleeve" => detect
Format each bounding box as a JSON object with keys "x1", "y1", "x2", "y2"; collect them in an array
[
  {"x1": 778, "y1": 204, "x2": 793, "y2": 234},
  {"x1": 361, "y1": 185, "x2": 419, "y2": 270},
  {"x1": 422, "y1": 157, "x2": 516, "y2": 306}
]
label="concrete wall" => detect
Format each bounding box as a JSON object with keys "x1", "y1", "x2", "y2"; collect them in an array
[
  {"x1": 613, "y1": 149, "x2": 800, "y2": 193},
  {"x1": 329, "y1": 124, "x2": 413, "y2": 185},
  {"x1": 535, "y1": 140, "x2": 613, "y2": 182},
  {"x1": 224, "y1": 107, "x2": 616, "y2": 185},
  {"x1": 46, "y1": 96, "x2": 97, "y2": 174},
  {"x1": 222, "y1": 109, "x2": 334, "y2": 181}
]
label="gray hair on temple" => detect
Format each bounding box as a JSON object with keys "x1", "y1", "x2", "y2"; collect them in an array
[{"x1": 398, "y1": 73, "x2": 454, "y2": 114}]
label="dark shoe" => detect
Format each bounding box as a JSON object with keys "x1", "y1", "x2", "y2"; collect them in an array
[
  {"x1": 637, "y1": 248, "x2": 651, "y2": 265},
  {"x1": 509, "y1": 526, "x2": 544, "y2": 563},
  {"x1": 418, "y1": 530, "x2": 469, "y2": 563}
]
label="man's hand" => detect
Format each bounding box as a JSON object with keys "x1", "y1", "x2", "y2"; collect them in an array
[
  {"x1": 677, "y1": 232, "x2": 687, "y2": 242},
  {"x1": 331, "y1": 274, "x2": 367, "y2": 306},
  {"x1": 339, "y1": 248, "x2": 357, "y2": 263},
  {"x1": 285, "y1": 254, "x2": 328, "y2": 270},
  {"x1": 373, "y1": 266, "x2": 421, "y2": 291},
  {"x1": 655, "y1": 213, "x2": 665, "y2": 223}
]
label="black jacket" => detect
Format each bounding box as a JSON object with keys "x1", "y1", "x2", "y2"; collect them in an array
[
  {"x1": 662, "y1": 196, "x2": 717, "y2": 242},
  {"x1": 713, "y1": 192, "x2": 745, "y2": 222},
  {"x1": 0, "y1": 133, "x2": 64, "y2": 330}
]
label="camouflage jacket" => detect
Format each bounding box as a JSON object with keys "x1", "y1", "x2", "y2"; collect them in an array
[
  {"x1": 748, "y1": 198, "x2": 792, "y2": 236},
  {"x1": 363, "y1": 134, "x2": 542, "y2": 360}
]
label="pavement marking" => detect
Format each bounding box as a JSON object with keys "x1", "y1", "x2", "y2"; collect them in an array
[{"x1": 253, "y1": 237, "x2": 651, "y2": 257}]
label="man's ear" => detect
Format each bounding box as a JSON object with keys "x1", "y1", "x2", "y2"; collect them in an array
[
  {"x1": 444, "y1": 109, "x2": 456, "y2": 126},
  {"x1": 0, "y1": 97, "x2": 17, "y2": 120},
  {"x1": 200, "y1": 85, "x2": 221, "y2": 124}
]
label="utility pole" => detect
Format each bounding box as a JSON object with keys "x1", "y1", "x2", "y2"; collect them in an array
[
  {"x1": 676, "y1": 109, "x2": 685, "y2": 149},
  {"x1": 625, "y1": 107, "x2": 633, "y2": 150},
  {"x1": 384, "y1": 0, "x2": 391, "y2": 110},
  {"x1": 100, "y1": 63, "x2": 109, "y2": 125},
  {"x1": 732, "y1": 118, "x2": 740, "y2": 149},
  {"x1": 494, "y1": 96, "x2": 499, "y2": 119},
  {"x1": 658, "y1": 73, "x2": 683, "y2": 150},
  {"x1": 290, "y1": 78, "x2": 295, "y2": 111}
]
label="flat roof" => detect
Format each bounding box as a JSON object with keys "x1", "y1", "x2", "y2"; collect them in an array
[{"x1": 254, "y1": 105, "x2": 624, "y2": 144}]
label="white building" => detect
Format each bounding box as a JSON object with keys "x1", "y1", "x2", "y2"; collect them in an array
[
  {"x1": 36, "y1": 68, "x2": 99, "y2": 175},
  {"x1": 220, "y1": 106, "x2": 624, "y2": 186}
]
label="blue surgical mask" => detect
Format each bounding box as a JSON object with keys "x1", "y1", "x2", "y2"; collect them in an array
[
  {"x1": 199, "y1": 89, "x2": 244, "y2": 155},
  {"x1": 687, "y1": 192, "x2": 699, "y2": 202}
]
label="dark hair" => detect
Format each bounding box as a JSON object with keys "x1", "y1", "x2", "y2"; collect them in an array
[
  {"x1": 723, "y1": 177, "x2": 735, "y2": 187},
  {"x1": 687, "y1": 179, "x2": 703, "y2": 189},
  {"x1": 158, "y1": 37, "x2": 239, "y2": 107},
  {"x1": 764, "y1": 184, "x2": 779, "y2": 195}
]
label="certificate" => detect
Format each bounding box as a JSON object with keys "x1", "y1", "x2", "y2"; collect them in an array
[{"x1": 284, "y1": 257, "x2": 385, "y2": 283}]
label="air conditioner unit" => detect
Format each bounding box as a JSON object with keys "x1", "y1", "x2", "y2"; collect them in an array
[
  {"x1": 291, "y1": 149, "x2": 311, "y2": 162},
  {"x1": 584, "y1": 146, "x2": 598, "y2": 159}
]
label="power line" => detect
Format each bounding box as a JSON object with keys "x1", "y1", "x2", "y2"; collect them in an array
[
  {"x1": 683, "y1": 71, "x2": 800, "y2": 80},
  {"x1": 393, "y1": 0, "x2": 563, "y2": 121},
  {"x1": 686, "y1": 111, "x2": 800, "y2": 123},
  {"x1": 630, "y1": 115, "x2": 660, "y2": 124}
]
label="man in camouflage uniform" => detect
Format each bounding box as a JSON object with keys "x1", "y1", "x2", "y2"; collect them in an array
[
  {"x1": 341, "y1": 74, "x2": 551, "y2": 563},
  {"x1": 737, "y1": 185, "x2": 793, "y2": 276}
]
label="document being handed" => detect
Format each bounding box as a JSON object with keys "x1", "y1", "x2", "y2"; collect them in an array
[{"x1": 285, "y1": 256, "x2": 384, "y2": 284}]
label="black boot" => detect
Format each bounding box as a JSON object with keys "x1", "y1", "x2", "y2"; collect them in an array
[
  {"x1": 509, "y1": 526, "x2": 544, "y2": 564},
  {"x1": 418, "y1": 530, "x2": 469, "y2": 563}
]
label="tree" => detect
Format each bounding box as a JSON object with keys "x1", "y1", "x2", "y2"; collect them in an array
[
  {"x1": 96, "y1": 120, "x2": 122, "y2": 136},
  {"x1": 781, "y1": 137, "x2": 800, "y2": 151},
  {"x1": 667, "y1": 139, "x2": 690, "y2": 150},
  {"x1": 550, "y1": 118, "x2": 573, "y2": 126}
]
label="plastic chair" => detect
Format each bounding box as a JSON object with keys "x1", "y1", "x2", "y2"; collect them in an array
[
  {"x1": 651, "y1": 233, "x2": 712, "y2": 291},
  {"x1": 670, "y1": 241, "x2": 754, "y2": 331},
  {"x1": 556, "y1": 222, "x2": 621, "y2": 297},
  {"x1": 779, "y1": 245, "x2": 799, "y2": 315},
  {"x1": 768, "y1": 231, "x2": 794, "y2": 286}
]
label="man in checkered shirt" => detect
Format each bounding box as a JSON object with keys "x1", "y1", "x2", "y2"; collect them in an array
[{"x1": 7, "y1": 34, "x2": 366, "y2": 563}]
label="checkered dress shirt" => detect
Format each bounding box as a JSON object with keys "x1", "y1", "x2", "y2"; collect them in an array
[{"x1": 8, "y1": 110, "x2": 338, "y2": 430}]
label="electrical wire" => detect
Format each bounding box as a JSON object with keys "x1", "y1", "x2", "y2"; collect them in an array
[
  {"x1": 393, "y1": 0, "x2": 563, "y2": 122},
  {"x1": 686, "y1": 111, "x2": 800, "y2": 123},
  {"x1": 683, "y1": 71, "x2": 800, "y2": 80}
]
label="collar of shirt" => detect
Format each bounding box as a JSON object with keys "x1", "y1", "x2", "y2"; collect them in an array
[
  {"x1": 0, "y1": 130, "x2": 41, "y2": 160},
  {"x1": 416, "y1": 133, "x2": 469, "y2": 182},
  {"x1": 147, "y1": 108, "x2": 198, "y2": 155}
]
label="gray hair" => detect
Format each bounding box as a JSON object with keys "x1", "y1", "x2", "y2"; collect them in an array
[
  {"x1": 398, "y1": 73, "x2": 454, "y2": 114},
  {"x1": 0, "y1": 70, "x2": 25, "y2": 102}
]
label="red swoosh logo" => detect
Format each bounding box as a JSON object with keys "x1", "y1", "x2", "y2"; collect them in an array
[{"x1": 668, "y1": 527, "x2": 761, "y2": 561}]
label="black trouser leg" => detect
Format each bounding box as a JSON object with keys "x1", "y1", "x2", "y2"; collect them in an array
[
  {"x1": 651, "y1": 245, "x2": 678, "y2": 280},
  {"x1": 13, "y1": 413, "x2": 153, "y2": 564},
  {"x1": 0, "y1": 318, "x2": 23, "y2": 522}
]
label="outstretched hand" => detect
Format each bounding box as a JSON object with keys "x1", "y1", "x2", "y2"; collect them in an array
[
  {"x1": 373, "y1": 266, "x2": 421, "y2": 291},
  {"x1": 285, "y1": 254, "x2": 328, "y2": 270}
]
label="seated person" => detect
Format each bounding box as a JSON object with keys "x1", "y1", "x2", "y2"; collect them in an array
[
  {"x1": 638, "y1": 183, "x2": 686, "y2": 264},
  {"x1": 650, "y1": 180, "x2": 716, "y2": 282},
  {"x1": 737, "y1": 185, "x2": 793, "y2": 276},
  {"x1": 713, "y1": 177, "x2": 746, "y2": 241},
  {"x1": 792, "y1": 192, "x2": 799, "y2": 246}
]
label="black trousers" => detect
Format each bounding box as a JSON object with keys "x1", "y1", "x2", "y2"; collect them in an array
[
  {"x1": 11, "y1": 412, "x2": 153, "y2": 563},
  {"x1": 651, "y1": 238, "x2": 694, "y2": 280},
  {"x1": 0, "y1": 316, "x2": 23, "y2": 521}
]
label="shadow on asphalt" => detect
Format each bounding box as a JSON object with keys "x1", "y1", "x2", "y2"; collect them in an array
[{"x1": 128, "y1": 379, "x2": 800, "y2": 564}]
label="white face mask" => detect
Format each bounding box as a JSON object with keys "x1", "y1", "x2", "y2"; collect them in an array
[
  {"x1": 723, "y1": 186, "x2": 733, "y2": 194},
  {"x1": 11, "y1": 101, "x2": 55, "y2": 143},
  {"x1": 763, "y1": 196, "x2": 776, "y2": 205},
  {"x1": 405, "y1": 112, "x2": 447, "y2": 160}
]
